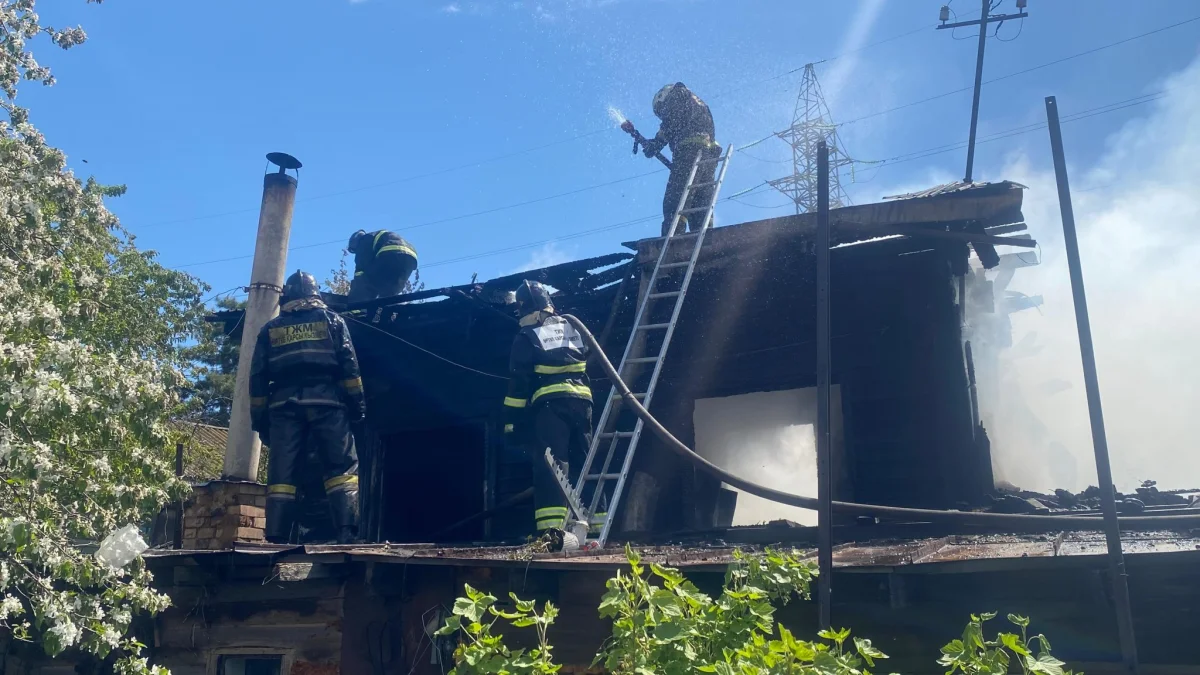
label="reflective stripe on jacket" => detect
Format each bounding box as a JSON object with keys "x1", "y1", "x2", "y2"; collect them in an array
[
  {"x1": 353, "y1": 230, "x2": 418, "y2": 278},
  {"x1": 503, "y1": 313, "x2": 591, "y2": 431},
  {"x1": 249, "y1": 303, "x2": 366, "y2": 430}
]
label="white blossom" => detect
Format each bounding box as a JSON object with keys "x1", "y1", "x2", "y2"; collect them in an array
[{"x1": 0, "y1": 2, "x2": 207, "y2": 671}]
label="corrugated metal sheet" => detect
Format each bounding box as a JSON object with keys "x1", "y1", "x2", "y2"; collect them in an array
[{"x1": 882, "y1": 179, "x2": 1029, "y2": 202}]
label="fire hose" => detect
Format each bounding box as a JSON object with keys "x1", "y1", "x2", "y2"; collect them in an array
[{"x1": 562, "y1": 314, "x2": 1200, "y2": 532}]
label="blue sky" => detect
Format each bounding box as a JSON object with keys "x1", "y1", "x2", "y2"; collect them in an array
[
  {"x1": 22, "y1": 0, "x2": 1200, "y2": 298},
  {"x1": 17, "y1": 1, "x2": 1200, "y2": 487}
]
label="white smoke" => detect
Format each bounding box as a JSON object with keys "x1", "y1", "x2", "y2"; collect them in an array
[{"x1": 969, "y1": 56, "x2": 1200, "y2": 493}]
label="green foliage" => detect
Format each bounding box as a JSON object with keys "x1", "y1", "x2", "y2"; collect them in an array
[
  {"x1": 0, "y1": 1, "x2": 207, "y2": 672},
  {"x1": 325, "y1": 250, "x2": 425, "y2": 297},
  {"x1": 440, "y1": 549, "x2": 1080, "y2": 675},
  {"x1": 181, "y1": 295, "x2": 246, "y2": 427},
  {"x1": 938, "y1": 613, "x2": 1078, "y2": 675},
  {"x1": 434, "y1": 583, "x2": 560, "y2": 675}
]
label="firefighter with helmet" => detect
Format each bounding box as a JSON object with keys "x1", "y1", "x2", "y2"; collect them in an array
[
  {"x1": 347, "y1": 229, "x2": 419, "y2": 303},
  {"x1": 639, "y1": 82, "x2": 720, "y2": 237},
  {"x1": 249, "y1": 270, "x2": 365, "y2": 544},
  {"x1": 502, "y1": 281, "x2": 603, "y2": 545}
]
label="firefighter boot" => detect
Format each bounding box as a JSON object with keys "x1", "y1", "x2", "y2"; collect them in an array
[
  {"x1": 265, "y1": 496, "x2": 296, "y2": 545},
  {"x1": 328, "y1": 486, "x2": 360, "y2": 545}
]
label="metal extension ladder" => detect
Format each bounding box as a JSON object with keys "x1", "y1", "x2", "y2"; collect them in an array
[{"x1": 551, "y1": 144, "x2": 735, "y2": 548}]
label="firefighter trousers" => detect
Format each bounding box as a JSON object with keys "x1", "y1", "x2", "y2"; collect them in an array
[
  {"x1": 265, "y1": 403, "x2": 360, "y2": 543},
  {"x1": 348, "y1": 251, "x2": 418, "y2": 303},
  {"x1": 661, "y1": 144, "x2": 719, "y2": 237},
  {"x1": 526, "y1": 398, "x2": 602, "y2": 535}
]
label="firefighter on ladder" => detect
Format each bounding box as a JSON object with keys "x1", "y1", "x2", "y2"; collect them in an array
[
  {"x1": 638, "y1": 82, "x2": 721, "y2": 237},
  {"x1": 250, "y1": 271, "x2": 366, "y2": 545},
  {"x1": 502, "y1": 281, "x2": 604, "y2": 547},
  {"x1": 347, "y1": 229, "x2": 419, "y2": 303}
]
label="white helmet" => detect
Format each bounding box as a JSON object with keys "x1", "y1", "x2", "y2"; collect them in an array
[{"x1": 652, "y1": 84, "x2": 677, "y2": 117}]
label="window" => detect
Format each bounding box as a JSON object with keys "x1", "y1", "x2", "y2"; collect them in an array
[{"x1": 216, "y1": 655, "x2": 283, "y2": 675}]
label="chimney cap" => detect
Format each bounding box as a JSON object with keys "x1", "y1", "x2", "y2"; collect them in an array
[{"x1": 266, "y1": 152, "x2": 303, "y2": 171}]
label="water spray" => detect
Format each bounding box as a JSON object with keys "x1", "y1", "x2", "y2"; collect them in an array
[{"x1": 609, "y1": 106, "x2": 671, "y2": 169}]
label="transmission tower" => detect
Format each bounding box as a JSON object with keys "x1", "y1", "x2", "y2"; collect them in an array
[{"x1": 769, "y1": 63, "x2": 855, "y2": 214}]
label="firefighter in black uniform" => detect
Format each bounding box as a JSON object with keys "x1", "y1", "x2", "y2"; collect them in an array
[
  {"x1": 250, "y1": 271, "x2": 366, "y2": 545},
  {"x1": 502, "y1": 281, "x2": 604, "y2": 542},
  {"x1": 639, "y1": 82, "x2": 721, "y2": 237},
  {"x1": 347, "y1": 229, "x2": 419, "y2": 303}
]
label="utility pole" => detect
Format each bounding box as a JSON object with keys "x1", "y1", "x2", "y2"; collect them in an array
[
  {"x1": 224, "y1": 152, "x2": 302, "y2": 481},
  {"x1": 1045, "y1": 96, "x2": 1139, "y2": 674},
  {"x1": 938, "y1": 0, "x2": 1029, "y2": 182}
]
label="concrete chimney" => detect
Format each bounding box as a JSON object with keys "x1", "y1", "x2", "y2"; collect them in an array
[{"x1": 224, "y1": 152, "x2": 302, "y2": 480}]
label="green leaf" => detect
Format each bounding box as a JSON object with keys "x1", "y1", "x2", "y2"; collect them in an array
[
  {"x1": 434, "y1": 615, "x2": 461, "y2": 636},
  {"x1": 1007, "y1": 613, "x2": 1031, "y2": 629},
  {"x1": 854, "y1": 637, "x2": 888, "y2": 666},
  {"x1": 999, "y1": 632, "x2": 1029, "y2": 656},
  {"x1": 1025, "y1": 654, "x2": 1066, "y2": 675}
]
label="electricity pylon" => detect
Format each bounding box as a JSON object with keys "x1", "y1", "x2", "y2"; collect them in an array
[{"x1": 769, "y1": 63, "x2": 854, "y2": 214}]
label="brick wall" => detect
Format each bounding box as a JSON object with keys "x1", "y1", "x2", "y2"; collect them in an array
[{"x1": 182, "y1": 480, "x2": 267, "y2": 550}]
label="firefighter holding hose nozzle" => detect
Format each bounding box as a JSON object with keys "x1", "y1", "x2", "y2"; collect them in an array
[{"x1": 626, "y1": 83, "x2": 720, "y2": 237}]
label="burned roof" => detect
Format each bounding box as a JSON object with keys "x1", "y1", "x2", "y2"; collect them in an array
[{"x1": 882, "y1": 179, "x2": 1030, "y2": 201}]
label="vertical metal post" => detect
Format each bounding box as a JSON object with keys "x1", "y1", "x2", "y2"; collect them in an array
[
  {"x1": 815, "y1": 141, "x2": 833, "y2": 631},
  {"x1": 964, "y1": 0, "x2": 990, "y2": 182},
  {"x1": 1045, "y1": 96, "x2": 1139, "y2": 674},
  {"x1": 173, "y1": 442, "x2": 184, "y2": 549}
]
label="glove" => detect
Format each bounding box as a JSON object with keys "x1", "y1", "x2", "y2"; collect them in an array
[
  {"x1": 256, "y1": 427, "x2": 270, "y2": 448},
  {"x1": 642, "y1": 138, "x2": 665, "y2": 158}
]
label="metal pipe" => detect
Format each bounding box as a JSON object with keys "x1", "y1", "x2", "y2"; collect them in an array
[
  {"x1": 224, "y1": 153, "x2": 301, "y2": 480},
  {"x1": 1045, "y1": 96, "x2": 1139, "y2": 674},
  {"x1": 815, "y1": 141, "x2": 833, "y2": 630},
  {"x1": 964, "y1": 0, "x2": 989, "y2": 182},
  {"x1": 173, "y1": 442, "x2": 184, "y2": 549}
]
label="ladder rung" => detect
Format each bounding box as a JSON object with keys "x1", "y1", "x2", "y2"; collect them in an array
[
  {"x1": 625, "y1": 356, "x2": 660, "y2": 364},
  {"x1": 659, "y1": 261, "x2": 690, "y2": 269},
  {"x1": 698, "y1": 157, "x2": 723, "y2": 165},
  {"x1": 586, "y1": 473, "x2": 623, "y2": 481},
  {"x1": 691, "y1": 181, "x2": 718, "y2": 189},
  {"x1": 599, "y1": 431, "x2": 635, "y2": 439},
  {"x1": 680, "y1": 206, "x2": 710, "y2": 214},
  {"x1": 636, "y1": 322, "x2": 669, "y2": 331},
  {"x1": 667, "y1": 232, "x2": 701, "y2": 240},
  {"x1": 648, "y1": 291, "x2": 680, "y2": 300},
  {"x1": 614, "y1": 391, "x2": 648, "y2": 400}
]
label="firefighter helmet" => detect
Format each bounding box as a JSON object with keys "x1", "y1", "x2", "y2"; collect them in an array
[
  {"x1": 282, "y1": 270, "x2": 321, "y2": 304},
  {"x1": 348, "y1": 229, "x2": 368, "y2": 252},
  {"x1": 514, "y1": 280, "x2": 554, "y2": 314},
  {"x1": 652, "y1": 83, "x2": 683, "y2": 118}
]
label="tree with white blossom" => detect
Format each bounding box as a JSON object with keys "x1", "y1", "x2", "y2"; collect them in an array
[{"x1": 0, "y1": 1, "x2": 207, "y2": 672}]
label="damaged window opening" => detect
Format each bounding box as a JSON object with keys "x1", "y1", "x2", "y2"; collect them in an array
[{"x1": 216, "y1": 655, "x2": 283, "y2": 675}]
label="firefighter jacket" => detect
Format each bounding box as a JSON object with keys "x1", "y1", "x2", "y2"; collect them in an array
[
  {"x1": 353, "y1": 230, "x2": 418, "y2": 280},
  {"x1": 249, "y1": 298, "x2": 366, "y2": 433},
  {"x1": 651, "y1": 86, "x2": 717, "y2": 157},
  {"x1": 503, "y1": 312, "x2": 591, "y2": 434}
]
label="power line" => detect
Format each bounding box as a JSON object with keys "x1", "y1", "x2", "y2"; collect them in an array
[
  {"x1": 139, "y1": 128, "x2": 614, "y2": 229},
  {"x1": 345, "y1": 315, "x2": 508, "y2": 380},
  {"x1": 172, "y1": 169, "x2": 666, "y2": 269},
  {"x1": 856, "y1": 91, "x2": 1165, "y2": 173},
  {"x1": 707, "y1": 24, "x2": 933, "y2": 100},
  {"x1": 139, "y1": 24, "x2": 933, "y2": 232},
  {"x1": 837, "y1": 15, "x2": 1200, "y2": 128}
]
